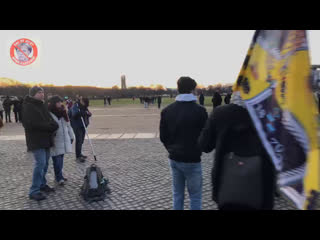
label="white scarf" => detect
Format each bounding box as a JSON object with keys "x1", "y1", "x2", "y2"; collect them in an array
[{"x1": 175, "y1": 94, "x2": 197, "y2": 102}]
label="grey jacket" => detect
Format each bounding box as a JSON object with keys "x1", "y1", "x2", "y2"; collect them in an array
[{"x1": 50, "y1": 112, "x2": 75, "y2": 157}]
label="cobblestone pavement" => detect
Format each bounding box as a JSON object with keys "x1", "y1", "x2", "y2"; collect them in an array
[{"x1": 0, "y1": 138, "x2": 298, "y2": 210}]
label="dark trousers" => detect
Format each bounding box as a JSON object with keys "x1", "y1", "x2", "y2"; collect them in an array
[
  {"x1": 0, "y1": 111, "x2": 3, "y2": 120},
  {"x1": 74, "y1": 127, "x2": 85, "y2": 158},
  {"x1": 52, "y1": 154, "x2": 64, "y2": 181},
  {"x1": 14, "y1": 111, "x2": 20, "y2": 123},
  {"x1": 19, "y1": 111, "x2": 22, "y2": 122},
  {"x1": 158, "y1": 102, "x2": 161, "y2": 109},
  {"x1": 5, "y1": 110, "x2": 11, "y2": 122}
]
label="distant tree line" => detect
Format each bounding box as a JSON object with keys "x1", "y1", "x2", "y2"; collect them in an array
[
  {"x1": 196, "y1": 83, "x2": 233, "y2": 96},
  {"x1": 0, "y1": 83, "x2": 233, "y2": 100}
]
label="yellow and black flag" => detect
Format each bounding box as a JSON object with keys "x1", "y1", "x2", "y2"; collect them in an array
[{"x1": 233, "y1": 30, "x2": 319, "y2": 210}]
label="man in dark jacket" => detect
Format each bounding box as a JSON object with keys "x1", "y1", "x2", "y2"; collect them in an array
[
  {"x1": 212, "y1": 91, "x2": 222, "y2": 108},
  {"x1": 224, "y1": 93, "x2": 231, "y2": 105},
  {"x1": 22, "y1": 86, "x2": 59, "y2": 201},
  {"x1": 13, "y1": 98, "x2": 22, "y2": 123},
  {"x1": 18, "y1": 97, "x2": 23, "y2": 122},
  {"x1": 198, "y1": 97, "x2": 276, "y2": 210},
  {"x1": 144, "y1": 96, "x2": 149, "y2": 108},
  {"x1": 69, "y1": 97, "x2": 92, "y2": 162},
  {"x1": 3, "y1": 96, "x2": 12, "y2": 123},
  {"x1": 103, "y1": 96, "x2": 107, "y2": 107},
  {"x1": 160, "y1": 76, "x2": 208, "y2": 210},
  {"x1": 157, "y1": 95, "x2": 162, "y2": 109},
  {"x1": 199, "y1": 92, "x2": 205, "y2": 106}
]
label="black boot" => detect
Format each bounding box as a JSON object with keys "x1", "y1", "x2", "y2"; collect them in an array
[
  {"x1": 29, "y1": 192, "x2": 47, "y2": 201},
  {"x1": 40, "y1": 185, "x2": 55, "y2": 193}
]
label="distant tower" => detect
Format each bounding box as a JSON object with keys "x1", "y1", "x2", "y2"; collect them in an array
[{"x1": 121, "y1": 75, "x2": 127, "y2": 90}]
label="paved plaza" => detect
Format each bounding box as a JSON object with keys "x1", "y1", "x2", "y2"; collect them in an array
[{"x1": 0, "y1": 105, "x2": 301, "y2": 210}]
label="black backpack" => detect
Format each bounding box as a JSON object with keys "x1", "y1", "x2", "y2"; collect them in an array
[{"x1": 80, "y1": 164, "x2": 111, "y2": 202}]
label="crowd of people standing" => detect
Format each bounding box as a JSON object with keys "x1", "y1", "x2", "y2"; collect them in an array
[
  {"x1": 0, "y1": 81, "x2": 277, "y2": 210},
  {"x1": 0, "y1": 96, "x2": 24, "y2": 124},
  {"x1": 11, "y1": 86, "x2": 93, "y2": 201}
]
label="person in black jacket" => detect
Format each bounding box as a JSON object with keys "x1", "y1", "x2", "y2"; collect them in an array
[
  {"x1": 0, "y1": 98, "x2": 4, "y2": 121},
  {"x1": 157, "y1": 95, "x2": 162, "y2": 109},
  {"x1": 69, "y1": 97, "x2": 92, "y2": 162},
  {"x1": 224, "y1": 93, "x2": 231, "y2": 105},
  {"x1": 3, "y1": 96, "x2": 12, "y2": 123},
  {"x1": 212, "y1": 91, "x2": 222, "y2": 108},
  {"x1": 22, "y1": 86, "x2": 59, "y2": 201},
  {"x1": 198, "y1": 93, "x2": 276, "y2": 210},
  {"x1": 144, "y1": 96, "x2": 149, "y2": 108},
  {"x1": 199, "y1": 92, "x2": 205, "y2": 106},
  {"x1": 160, "y1": 76, "x2": 208, "y2": 210},
  {"x1": 13, "y1": 98, "x2": 22, "y2": 123},
  {"x1": 18, "y1": 97, "x2": 23, "y2": 122},
  {"x1": 103, "y1": 96, "x2": 107, "y2": 107}
]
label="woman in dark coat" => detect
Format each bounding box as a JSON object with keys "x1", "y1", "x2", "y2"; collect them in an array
[{"x1": 198, "y1": 93, "x2": 276, "y2": 210}]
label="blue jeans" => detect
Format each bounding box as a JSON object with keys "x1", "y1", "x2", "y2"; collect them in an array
[
  {"x1": 52, "y1": 154, "x2": 64, "y2": 182},
  {"x1": 29, "y1": 148, "x2": 50, "y2": 196},
  {"x1": 169, "y1": 159, "x2": 202, "y2": 210}
]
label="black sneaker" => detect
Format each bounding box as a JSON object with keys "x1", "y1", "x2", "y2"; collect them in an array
[
  {"x1": 62, "y1": 177, "x2": 68, "y2": 182},
  {"x1": 29, "y1": 192, "x2": 47, "y2": 201},
  {"x1": 40, "y1": 185, "x2": 55, "y2": 193},
  {"x1": 80, "y1": 154, "x2": 88, "y2": 159}
]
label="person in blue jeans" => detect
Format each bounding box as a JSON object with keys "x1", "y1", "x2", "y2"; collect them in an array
[
  {"x1": 29, "y1": 148, "x2": 51, "y2": 197},
  {"x1": 48, "y1": 96, "x2": 75, "y2": 186},
  {"x1": 160, "y1": 77, "x2": 208, "y2": 210},
  {"x1": 22, "y1": 86, "x2": 59, "y2": 201},
  {"x1": 169, "y1": 160, "x2": 203, "y2": 210}
]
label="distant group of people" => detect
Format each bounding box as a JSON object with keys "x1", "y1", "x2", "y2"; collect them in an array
[
  {"x1": 0, "y1": 96, "x2": 24, "y2": 123},
  {"x1": 139, "y1": 96, "x2": 162, "y2": 109},
  {"x1": 20, "y1": 86, "x2": 92, "y2": 201},
  {"x1": 103, "y1": 96, "x2": 112, "y2": 107},
  {"x1": 198, "y1": 91, "x2": 232, "y2": 108}
]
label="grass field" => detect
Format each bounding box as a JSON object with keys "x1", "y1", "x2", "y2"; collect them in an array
[{"x1": 89, "y1": 96, "x2": 225, "y2": 107}]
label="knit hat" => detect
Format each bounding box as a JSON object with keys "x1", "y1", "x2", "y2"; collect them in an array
[{"x1": 29, "y1": 86, "x2": 44, "y2": 97}]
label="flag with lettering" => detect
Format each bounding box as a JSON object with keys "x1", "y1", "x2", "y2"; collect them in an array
[{"x1": 233, "y1": 30, "x2": 319, "y2": 210}]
